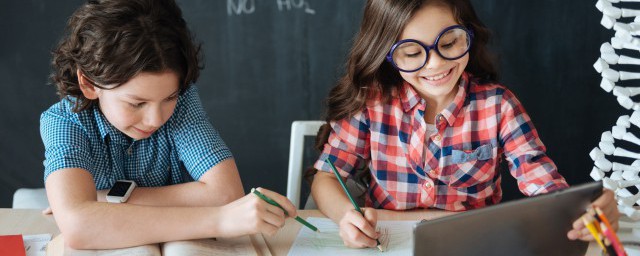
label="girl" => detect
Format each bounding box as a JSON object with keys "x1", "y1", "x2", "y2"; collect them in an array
[
  {"x1": 41, "y1": 0, "x2": 296, "y2": 249},
  {"x1": 310, "y1": 0, "x2": 619, "y2": 248}
]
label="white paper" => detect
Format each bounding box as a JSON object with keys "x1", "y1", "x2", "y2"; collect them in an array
[
  {"x1": 288, "y1": 217, "x2": 415, "y2": 256},
  {"x1": 23, "y1": 234, "x2": 51, "y2": 256}
]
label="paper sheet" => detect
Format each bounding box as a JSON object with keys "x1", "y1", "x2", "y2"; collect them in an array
[
  {"x1": 287, "y1": 217, "x2": 415, "y2": 256},
  {"x1": 23, "y1": 234, "x2": 51, "y2": 256}
]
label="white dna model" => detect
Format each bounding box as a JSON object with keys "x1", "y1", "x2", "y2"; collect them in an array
[{"x1": 592, "y1": 0, "x2": 640, "y2": 243}]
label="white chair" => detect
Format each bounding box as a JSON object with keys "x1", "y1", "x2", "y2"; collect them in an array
[
  {"x1": 286, "y1": 121, "x2": 366, "y2": 209},
  {"x1": 286, "y1": 120, "x2": 325, "y2": 209},
  {"x1": 12, "y1": 188, "x2": 49, "y2": 209}
]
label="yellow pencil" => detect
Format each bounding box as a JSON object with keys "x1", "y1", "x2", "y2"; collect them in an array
[{"x1": 582, "y1": 216, "x2": 606, "y2": 251}]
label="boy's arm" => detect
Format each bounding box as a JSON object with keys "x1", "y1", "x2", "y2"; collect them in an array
[
  {"x1": 108, "y1": 158, "x2": 244, "y2": 207},
  {"x1": 46, "y1": 168, "x2": 223, "y2": 249},
  {"x1": 46, "y1": 167, "x2": 294, "y2": 250}
]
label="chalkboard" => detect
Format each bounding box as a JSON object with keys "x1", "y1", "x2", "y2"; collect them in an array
[{"x1": 0, "y1": 0, "x2": 621, "y2": 207}]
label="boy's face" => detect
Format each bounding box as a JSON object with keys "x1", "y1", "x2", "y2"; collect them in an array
[
  {"x1": 397, "y1": 3, "x2": 469, "y2": 104},
  {"x1": 84, "y1": 71, "x2": 180, "y2": 140}
]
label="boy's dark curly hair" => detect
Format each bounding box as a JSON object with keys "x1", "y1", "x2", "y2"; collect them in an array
[{"x1": 50, "y1": 0, "x2": 202, "y2": 112}]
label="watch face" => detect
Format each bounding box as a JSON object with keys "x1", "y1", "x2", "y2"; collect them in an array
[{"x1": 108, "y1": 181, "x2": 133, "y2": 197}]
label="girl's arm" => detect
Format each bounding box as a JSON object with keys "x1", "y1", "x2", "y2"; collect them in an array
[
  {"x1": 497, "y1": 89, "x2": 619, "y2": 241},
  {"x1": 46, "y1": 168, "x2": 295, "y2": 249},
  {"x1": 312, "y1": 171, "x2": 379, "y2": 248}
]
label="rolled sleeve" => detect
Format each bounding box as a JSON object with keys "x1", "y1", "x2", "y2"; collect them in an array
[
  {"x1": 170, "y1": 86, "x2": 233, "y2": 180},
  {"x1": 314, "y1": 109, "x2": 371, "y2": 178},
  {"x1": 40, "y1": 105, "x2": 94, "y2": 181},
  {"x1": 498, "y1": 89, "x2": 568, "y2": 196}
]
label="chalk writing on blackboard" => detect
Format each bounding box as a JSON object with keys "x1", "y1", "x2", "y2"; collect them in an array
[
  {"x1": 227, "y1": 0, "x2": 316, "y2": 16},
  {"x1": 276, "y1": 0, "x2": 315, "y2": 14},
  {"x1": 227, "y1": 0, "x2": 255, "y2": 15}
]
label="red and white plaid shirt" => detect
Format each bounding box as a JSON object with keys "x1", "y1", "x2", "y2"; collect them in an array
[{"x1": 314, "y1": 72, "x2": 568, "y2": 211}]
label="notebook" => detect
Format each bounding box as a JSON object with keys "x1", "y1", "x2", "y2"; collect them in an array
[{"x1": 413, "y1": 181, "x2": 603, "y2": 256}]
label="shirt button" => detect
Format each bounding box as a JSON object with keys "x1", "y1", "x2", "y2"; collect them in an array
[
  {"x1": 438, "y1": 115, "x2": 445, "y2": 122},
  {"x1": 433, "y1": 134, "x2": 442, "y2": 142},
  {"x1": 425, "y1": 182, "x2": 432, "y2": 188}
]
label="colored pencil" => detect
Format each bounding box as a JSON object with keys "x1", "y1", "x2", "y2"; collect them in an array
[
  {"x1": 594, "y1": 206, "x2": 626, "y2": 256},
  {"x1": 582, "y1": 216, "x2": 606, "y2": 251},
  {"x1": 325, "y1": 158, "x2": 384, "y2": 252},
  {"x1": 251, "y1": 188, "x2": 319, "y2": 232}
]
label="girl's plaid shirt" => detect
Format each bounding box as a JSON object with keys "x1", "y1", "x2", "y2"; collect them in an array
[{"x1": 314, "y1": 72, "x2": 568, "y2": 211}]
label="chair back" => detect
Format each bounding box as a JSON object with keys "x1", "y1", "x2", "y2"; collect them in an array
[{"x1": 286, "y1": 120, "x2": 324, "y2": 209}]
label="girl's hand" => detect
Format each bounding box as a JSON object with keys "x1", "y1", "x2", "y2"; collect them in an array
[
  {"x1": 338, "y1": 208, "x2": 380, "y2": 248},
  {"x1": 567, "y1": 189, "x2": 619, "y2": 241},
  {"x1": 217, "y1": 187, "x2": 297, "y2": 237}
]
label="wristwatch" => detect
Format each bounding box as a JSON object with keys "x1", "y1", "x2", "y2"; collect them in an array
[{"x1": 106, "y1": 180, "x2": 137, "y2": 203}]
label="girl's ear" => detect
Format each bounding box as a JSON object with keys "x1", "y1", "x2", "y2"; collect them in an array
[{"x1": 77, "y1": 69, "x2": 99, "y2": 100}]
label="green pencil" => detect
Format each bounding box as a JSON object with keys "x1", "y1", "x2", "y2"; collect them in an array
[
  {"x1": 324, "y1": 158, "x2": 384, "y2": 252},
  {"x1": 251, "y1": 188, "x2": 319, "y2": 232}
]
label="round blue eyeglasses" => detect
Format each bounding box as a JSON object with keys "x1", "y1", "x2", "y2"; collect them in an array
[{"x1": 386, "y1": 25, "x2": 474, "y2": 73}]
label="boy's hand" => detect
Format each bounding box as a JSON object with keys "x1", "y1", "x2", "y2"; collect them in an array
[
  {"x1": 217, "y1": 187, "x2": 297, "y2": 237},
  {"x1": 338, "y1": 208, "x2": 380, "y2": 248},
  {"x1": 567, "y1": 189, "x2": 619, "y2": 241}
]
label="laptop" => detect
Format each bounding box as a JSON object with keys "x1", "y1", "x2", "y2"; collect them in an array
[{"x1": 413, "y1": 181, "x2": 603, "y2": 256}]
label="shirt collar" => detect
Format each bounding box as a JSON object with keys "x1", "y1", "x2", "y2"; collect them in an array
[
  {"x1": 440, "y1": 72, "x2": 470, "y2": 126},
  {"x1": 399, "y1": 72, "x2": 471, "y2": 126},
  {"x1": 93, "y1": 106, "x2": 132, "y2": 145},
  {"x1": 400, "y1": 81, "x2": 422, "y2": 112}
]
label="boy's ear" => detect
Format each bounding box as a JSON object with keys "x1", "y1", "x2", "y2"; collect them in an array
[{"x1": 77, "y1": 69, "x2": 100, "y2": 100}]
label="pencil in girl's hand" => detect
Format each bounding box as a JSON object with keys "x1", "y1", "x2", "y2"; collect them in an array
[
  {"x1": 594, "y1": 206, "x2": 625, "y2": 255},
  {"x1": 600, "y1": 221, "x2": 627, "y2": 256},
  {"x1": 324, "y1": 158, "x2": 385, "y2": 252},
  {"x1": 600, "y1": 228, "x2": 619, "y2": 256},
  {"x1": 582, "y1": 216, "x2": 606, "y2": 251}
]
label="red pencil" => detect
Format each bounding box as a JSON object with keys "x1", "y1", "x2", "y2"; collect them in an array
[
  {"x1": 600, "y1": 221, "x2": 626, "y2": 256},
  {"x1": 593, "y1": 206, "x2": 627, "y2": 256}
]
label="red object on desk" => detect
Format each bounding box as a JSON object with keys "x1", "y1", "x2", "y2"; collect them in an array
[{"x1": 0, "y1": 235, "x2": 26, "y2": 256}]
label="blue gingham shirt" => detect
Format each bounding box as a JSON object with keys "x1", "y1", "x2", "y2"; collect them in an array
[{"x1": 40, "y1": 85, "x2": 233, "y2": 189}]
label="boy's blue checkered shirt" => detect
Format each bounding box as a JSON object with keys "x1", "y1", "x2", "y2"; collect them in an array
[{"x1": 40, "y1": 85, "x2": 233, "y2": 189}]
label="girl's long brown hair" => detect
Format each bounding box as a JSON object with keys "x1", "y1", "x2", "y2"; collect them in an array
[{"x1": 307, "y1": 0, "x2": 498, "y2": 185}]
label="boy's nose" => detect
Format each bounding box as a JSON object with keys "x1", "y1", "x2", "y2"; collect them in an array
[{"x1": 144, "y1": 107, "x2": 163, "y2": 128}]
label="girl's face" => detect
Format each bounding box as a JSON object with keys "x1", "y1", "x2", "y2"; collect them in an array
[
  {"x1": 397, "y1": 3, "x2": 469, "y2": 103},
  {"x1": 81, "y1": 71, "x2": 180, "y2": 140}
]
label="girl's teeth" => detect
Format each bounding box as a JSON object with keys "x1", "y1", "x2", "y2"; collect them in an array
[{"x1": 426, "y1": 69, "x2": 450, "y2": 81}]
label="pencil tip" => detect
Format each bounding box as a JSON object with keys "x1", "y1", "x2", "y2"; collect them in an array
[{"x1": 377, "y1": 244, "x2": 385, "y2": 252}]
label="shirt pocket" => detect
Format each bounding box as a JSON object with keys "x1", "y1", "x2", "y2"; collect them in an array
[{"x1": 448, "y1": 144, "x2": 496, "y2": 187}]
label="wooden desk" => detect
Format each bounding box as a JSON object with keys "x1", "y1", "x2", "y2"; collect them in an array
[
  {"x1": 0, "y1": 208, "x2": 600, "y2": 255},
  {"x1": 0, "y1": 209, "x2": 60, "y2": 236}
]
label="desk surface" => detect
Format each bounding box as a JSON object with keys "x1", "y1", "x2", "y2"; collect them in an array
[
  {"x1": 0, "y1": 209, "x2": 60, "y2": 236},
  {"x1": 1, "y1": 208, "x2": 598, "y2": 255}
]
